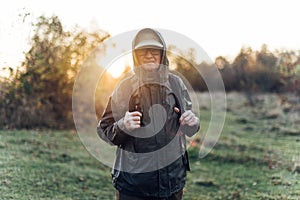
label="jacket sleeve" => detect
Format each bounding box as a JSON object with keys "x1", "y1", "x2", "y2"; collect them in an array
[
  {"x1": 97, "y1": 96, "x2": 131, "y2": 146},
  {"x1": 178, "y1": 77, "x2": 200, "y2": 137}
]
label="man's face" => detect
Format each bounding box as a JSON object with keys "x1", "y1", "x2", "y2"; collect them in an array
[{"x1": 136, "y1": 48, "x2": 162, "y2": 71}]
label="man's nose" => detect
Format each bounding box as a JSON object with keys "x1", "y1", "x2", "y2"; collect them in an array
[{"x1": 144, "y1": 50, "x2": 153, "y2": 58}]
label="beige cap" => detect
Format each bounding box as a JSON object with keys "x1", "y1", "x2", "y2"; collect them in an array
[
  {"x1": 134, "y1": 28, "x2": 164, "y2": 49},
  {"x1": 135, "y1": 40, "x2": 163, "y2": 49}
]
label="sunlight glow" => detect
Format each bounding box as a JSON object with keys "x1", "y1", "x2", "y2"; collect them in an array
[{"x1": 107, "y1": 53, "x2": 133, "y2": 78}]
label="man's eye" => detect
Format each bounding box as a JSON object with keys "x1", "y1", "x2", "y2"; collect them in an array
[
  {"x1": 150, "y1": 50, "x2": 160, "y2": 55},
  {"x1": 136, "y1": 49, "x2": 161, "y2": 56}
]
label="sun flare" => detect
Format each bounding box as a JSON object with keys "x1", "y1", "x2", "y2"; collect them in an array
[{"x1": 107, "y1": 54, "x2": 133, "y2": 78}]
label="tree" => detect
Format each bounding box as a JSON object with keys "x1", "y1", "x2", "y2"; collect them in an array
[
  {"x1": 232, "y1": 47, "x2": 254, "y2": 90},
  {"x1": 255, "y1": 45, "x2": 281, "y2": 92},
  {"x1": 168, "y1": 47, "x2": 208, "y2": 91},
  {"x1": 0, "y1": 15, "x2": 109, "y2": 129},
  {"x1": 216, "y1": 56, "x2": 236, "y2": 91}
]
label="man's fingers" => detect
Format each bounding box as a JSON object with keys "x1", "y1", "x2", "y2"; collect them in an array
[
  {"x1": 185, "y1": 118, "x2": 197, "y2": 126},
  {"x1": 180, "y1": 111, "x2": 194, "y2": 122},
  {"x1": 183, "y1": 114, "x2": 193, "y2": 122},
  {"x1": 179, "y1": 110, "x2": 199, "y2": 127},
  {"x1": 187, "y1": 116, "x2": 199, "y2": 126},
  {"x1": 124, "y1": 111, "x2": 142, "y2": 131},
  {"x1": 180, "y1": 111, "x2": 189, "y2": 120},
  {"x1": 126, "y1": 117, "x2": 141, "y2": 124},
  {"x1": 130, "y1": 111, "x2": 142, "y2": 117},
  {"x1": 124, "y1": 120, "x2": 140, "y2": 131},
  {"x1": 131, "y1": 116, "x2": 141, "y2": 121},
  {"x1": 129, "y1": 121, "x2": 141, "y2": 126}
]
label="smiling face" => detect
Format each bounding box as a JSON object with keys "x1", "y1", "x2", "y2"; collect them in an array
[{"x1": 136, "y1": 48, "x2": 162, "y2": 71}]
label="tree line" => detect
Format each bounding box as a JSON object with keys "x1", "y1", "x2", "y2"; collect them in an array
[
  {"x1": 0, "y1": 15, "x2": 299, "y2": 129},
  {"x1": 172, "y1": 45, "x2": 300, "y2": 94}
]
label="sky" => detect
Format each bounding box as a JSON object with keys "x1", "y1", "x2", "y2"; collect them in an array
[{"x1": 0, "y1": 0, "x2": 299, "y2": 77}]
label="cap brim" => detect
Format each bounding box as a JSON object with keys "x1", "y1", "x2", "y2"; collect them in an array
[{"x1": 135, "y1": 40, "x2": 163, "y2": 49}]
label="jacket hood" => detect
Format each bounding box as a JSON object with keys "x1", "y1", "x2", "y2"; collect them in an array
[{"x1": 132, "y1": 28, "x2": 169, "y2": 84}]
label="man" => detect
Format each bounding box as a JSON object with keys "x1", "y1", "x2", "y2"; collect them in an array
[{"x1": 97, "y1": 28, "x2": 200, "y2": 200}]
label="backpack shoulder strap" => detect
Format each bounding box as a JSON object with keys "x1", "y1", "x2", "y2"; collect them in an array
[
  {"x1": 169, "y1": 73, "x2": 191, "y2": 170},
  {"x1": 169, "y1": 73, "x2": 184, "y2": 112}
]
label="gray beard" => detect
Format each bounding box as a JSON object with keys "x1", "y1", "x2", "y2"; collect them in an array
[{"x1": 135, "y1": 64, "x2": 169, "y2": 85}]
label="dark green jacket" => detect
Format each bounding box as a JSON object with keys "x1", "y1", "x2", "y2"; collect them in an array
[{"x1": 97, "y1": 28, "x2": 199, "y2": 198}]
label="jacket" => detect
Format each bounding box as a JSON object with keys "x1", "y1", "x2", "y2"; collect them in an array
[{"x1": 97, "y1": 28, "x2": 199, "y2": 198}]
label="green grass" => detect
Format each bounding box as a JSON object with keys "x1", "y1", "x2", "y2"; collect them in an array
[
  {"x1": 185, "y1": 110, "x2": 299, "y2": 200},
  {"x1": 0, "y1": 130, "x2": 114, "y2": 199},
  {"x1": 0, "y1": 92, "x2": 299, "y2": 199}
]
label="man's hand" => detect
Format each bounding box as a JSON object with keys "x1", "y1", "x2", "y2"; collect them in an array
[
  {"x1": 123, "y1": 111, "x2": 142, "y2": 131},
  {"x1": 179, "y1": 110, "x2": 199, "y2": 126}
]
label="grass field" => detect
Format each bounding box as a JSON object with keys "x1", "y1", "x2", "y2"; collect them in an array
[{"x1": 0, "y1": 92, "x2": 299, "y2": 199}]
